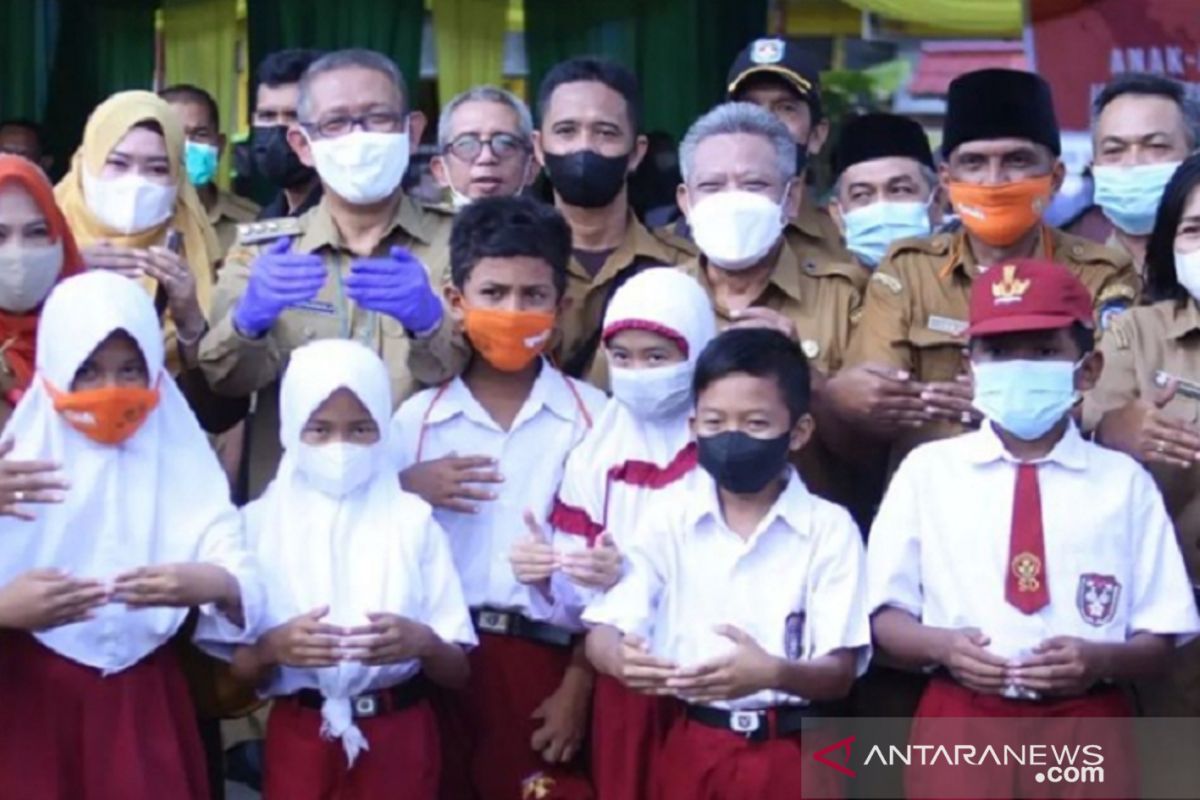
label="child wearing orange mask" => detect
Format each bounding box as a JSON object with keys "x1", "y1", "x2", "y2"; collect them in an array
[
  {"x1": 0, "y1": 270, "x2": 260, "y2": 799},
  {"x1": 393, "y1": 195, "x2": 605, "y2": 800}
]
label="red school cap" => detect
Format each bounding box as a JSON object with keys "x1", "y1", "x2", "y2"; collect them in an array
[{"x1": 966, "y1": 258, "x2": 1094, "y2": 337}]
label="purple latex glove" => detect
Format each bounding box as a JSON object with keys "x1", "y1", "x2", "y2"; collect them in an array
[
  {"x1": 344, "y1": 246, "x2": 443, "y2": 332},
  {"x1": 233, "y1": 237, "x2": 327, "y2": 337}
]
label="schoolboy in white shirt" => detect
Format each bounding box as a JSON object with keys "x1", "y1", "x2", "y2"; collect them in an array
[
  {"x1": 392, "y1": 196, "x2": 604, "y2": 800},
  {"x1": 585, "y1": 327, "x2": 869, "y2": 800},
  {"x1": 868, "y1": 258, "x2": 1200, "y2": 798}
]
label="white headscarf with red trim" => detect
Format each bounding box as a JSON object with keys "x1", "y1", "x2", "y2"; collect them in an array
[{"x1": 550, "y1": 267, "x2": 716, "y2": 555}]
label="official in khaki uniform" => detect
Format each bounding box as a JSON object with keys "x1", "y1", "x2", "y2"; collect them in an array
[
  {"x1": 161, "y1": 83, "x2": 262, "y2": 258},
  {"x1": 727, "y1": 36, "x2": 851, "y2": 266},
  {"x1": 670, "y1": 101, "x2": 870, "y2": 524},
  {"x1": 199, "y1": 49, "x2": 461, "y2": 498},
  {"x1": 1082, "y1": 73, "x2": 1194, "y2": 280},
  {"x1": 827, "y1": 112, "x2": 943, "y2": 274},
  {"x1": 531, "y1": 57, "x2": 695, "y2": 378},
  {"x1": 835, "y1": 68, "x2": 1138, "y2": 466},
  {"x1": 1087, "y1": 153, "x2": 1200, "y2": 796}
]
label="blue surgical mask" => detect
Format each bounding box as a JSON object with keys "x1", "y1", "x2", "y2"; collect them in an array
[
  {"x1": 1092, "y1": 161, "x2": 1181, "y2": 236},
  {"x1": 972, "y1": 359, "x2": 1081, "y2": 441},
  {"x1": 842, "y1": 200, "x2": 932, "y2": 268},
  {"x1": 184, "y1": 139, "x2": 219, "y2": 187}
]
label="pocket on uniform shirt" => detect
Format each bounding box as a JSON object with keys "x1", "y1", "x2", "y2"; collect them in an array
[{"x1": 907, "y1": 326, "x2": 967, "y2": 383}]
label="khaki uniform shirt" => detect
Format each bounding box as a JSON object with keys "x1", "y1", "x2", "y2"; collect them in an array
[
  {"x1": 681, "y1": 242, "x2": 863, "y2": 375},
  {"x1": 1084, "y1": 299, "x2": 1200, "y2": 581},
  {"x1": 786, "y1": 192, "x2": 851, "y2": 266},
  {"x1": 848, "y1": 226, "x2": 1139, "y2": 461},
  {"x1": 559, "y1": 214, "x2": 694, "y2": 377},
  {"x1": 199, "y1": 195, "x2": 462, "y2": 496},
  {"x1": 207, "y1": 189, "x2": 261, "y2": 259}
]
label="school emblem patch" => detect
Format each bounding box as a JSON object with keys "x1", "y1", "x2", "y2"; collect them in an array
[
  {"x1": 992, "y1": 264, "x2": 1031, "y2": 305},
  {"x1": 750, "y1": 38, "x2": 785, "y2": 64},
  {"x1": 1076, "y1": 573, "x2": 1121, "y2": 626},
  {"x1": 522, "y1": 772, "x2": 556, "y2": 799},
  {"x1": 784, "y1": 611, "x2": 806, "y2": 660}
]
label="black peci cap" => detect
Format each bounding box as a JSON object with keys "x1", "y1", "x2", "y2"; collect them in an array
[
  {"x1": 832, "y1": 113, "x2": 935, "y2": 178},
  {"x1": 942, "y1": 68, "x2": 1061, "y2": 157},
  {"x1": 726, "y1": 37, "x2": 823, "y2": 120}
]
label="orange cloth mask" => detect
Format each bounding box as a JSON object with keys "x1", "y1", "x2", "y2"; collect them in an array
[
  {"x1": 462, "y1": 306, "x2": 556, "y2": 372},
  {"x1": 947, "y1": 176, "x2": 1055, "y2": 247},
  {"x1": 46, "y1": 380, "x2": 160, "y2": 445}
]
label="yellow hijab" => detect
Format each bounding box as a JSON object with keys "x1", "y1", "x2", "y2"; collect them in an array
[{"x1": 54, "y1": 90, "x2": 218, "y2": 319}]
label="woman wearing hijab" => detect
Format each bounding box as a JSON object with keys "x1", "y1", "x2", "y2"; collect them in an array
[
  {"x1": 0, "y1": 270, "x2": 261, "y2": 799},
  {"x1": 221, "y1": 339, "x2": 474, "y2": 799},
  {"x1": 0, "y1": 155, "x2": 83, "y2": 424},
  {"x1": 55, "y1": 90, "x2": 220, "y2": 375},
  {"x1": 512, "y1": 266, "x2": 717, "y2": 800}
]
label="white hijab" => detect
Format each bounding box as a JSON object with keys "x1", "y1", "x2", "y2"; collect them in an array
[
  {"x1": 555, "y1": 267, "x2": 716, "y2": 545},
  {"x1": 249, "y1": 339, "x2": 455, "y2": 765},
  {"x1": 0, "y1": 270, "x2": 257, "y2": 673}
]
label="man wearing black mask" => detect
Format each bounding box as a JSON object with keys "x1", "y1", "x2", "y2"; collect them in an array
[
  {"x1": 532, "y1": 57, "x2": 694, "y2": 376},
  {"x1": 251, "y1": 49, "x2": 323, "y2": 218},
  {"x1": 727, "y1": 37, "x2": 850, "y2": 265}
]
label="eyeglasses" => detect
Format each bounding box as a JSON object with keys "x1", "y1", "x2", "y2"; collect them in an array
[
  {"x1": 302, "y1": 111, "x2": 406, "y2": 139},
  {"x1": 445, "y1": 133, "x2": 530, "y2": 162}
]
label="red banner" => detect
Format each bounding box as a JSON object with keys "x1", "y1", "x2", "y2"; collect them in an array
[{"x1": 1031, "y1": 0, "x2": 1200, "y2": 131}]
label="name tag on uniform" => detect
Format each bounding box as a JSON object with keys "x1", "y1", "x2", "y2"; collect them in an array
[
  {"x1": 291, "y1": 299, "x2": 336, "y2": 315},
  {"x1": 1155, "y1": 370, "x2": 1200, "y2": 401},
  {"x1": 927, "y1": 315, "x2": 968, "y2": 336}
]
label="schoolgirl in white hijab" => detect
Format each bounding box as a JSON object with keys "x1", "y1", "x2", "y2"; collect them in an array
[
  {"x1": 224, "y1": 339, "x2": 474, "y2": 800},
  {"x1": 513, "y1": 266, "x2": 716, "y2": 800},
  {"x1": 0, "y1": 269, "x2": 260, "y2": 800}
]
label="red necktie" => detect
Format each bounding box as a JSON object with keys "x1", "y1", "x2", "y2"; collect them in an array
[{"x1": 1006, "y1": 463, "x2": 1049, "y2": 614}]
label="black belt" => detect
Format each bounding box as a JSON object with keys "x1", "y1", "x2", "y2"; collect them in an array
[
  {"x1": 932, "y1": 671, "x2": 1115, "y2": 703},
  {"x1": 292, "y1": 675, "x2": 428, "y2": 719},
  {"x1": 686, "y1": 703, "x2": 821, "y2": 741},
  {"x1": 470, "y1": 607, "x2": 573, "y2": 648}
]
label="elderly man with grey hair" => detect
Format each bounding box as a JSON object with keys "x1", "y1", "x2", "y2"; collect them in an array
[
  {"x1": 431, "y1": 85, "x2": 536, "y2": 208},
  {"x1": 676, "y1": 101, "x2": 878, "y2": 525},
  {"x1": 200, "y1": 48, "x2": 464, "y2": 499},
  {"x1": 677, "y1": 102, "x2": 864, "y2": 377}
]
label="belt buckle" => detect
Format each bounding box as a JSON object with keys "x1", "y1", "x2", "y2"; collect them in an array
[
  {"x1": 729, "y1": 710, "x2": 762, "y2": 735},
  {"x1": 353, "y1": 695, "x2": 379, "y2": 718},
  {"x1": 477, "y1": 610, "x2": 511, "y2": 635}
]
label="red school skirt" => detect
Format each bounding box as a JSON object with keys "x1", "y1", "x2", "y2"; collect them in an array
[{"x1": 0, "y1": 631, "x2": 209, "y2": 800}]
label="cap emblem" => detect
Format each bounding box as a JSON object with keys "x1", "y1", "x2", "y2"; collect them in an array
[
  {"x1": 750, "y1": 38, "x2": 785, "y2": 65},
  {"x1": 992, "y1": 264, "x2": 1030, "y2": 305}
]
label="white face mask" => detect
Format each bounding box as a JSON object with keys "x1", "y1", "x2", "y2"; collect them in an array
[
  {"x1": 307, "y1": 128, "x2": 410, "y2": 205},
  {"x1": 0, "y1": 241, "x2": 64, "y2": 313},
  {"x1": 610, "y1": 361, "x2": 693, "y2": 420},
  {"x1": 82, "y1": 170, "x2": 177, "y2": 235},
  {"x1": 294, "y1": 441, "x2": 379, "y2": 498},
  {"x1": 1175, "y1": 248, "x2": 1200, "y2": 302},
  {"x1": 687, "y1": 189, "x2": 787, "y2": 270}
]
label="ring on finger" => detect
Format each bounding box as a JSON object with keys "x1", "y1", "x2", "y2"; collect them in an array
[
  {"x1": 1157, "y1": 441, "x2": 1166, "y2": 453},
  {"x1": 13, "y1": 490, "x2": 26, "y2": 502}
]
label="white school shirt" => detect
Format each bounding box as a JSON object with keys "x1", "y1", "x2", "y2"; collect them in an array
[
  {"x1": 867, "y1": 422, "x2": 1200, "y2": 659},
  {"x1": 583, "y1": 468, "x2": 871, "y2": 710},
  {"x1": 392, "y1": 361, "x2": 607, "y2": 624}
]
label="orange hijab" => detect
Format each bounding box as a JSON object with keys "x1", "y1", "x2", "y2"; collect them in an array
[{"x1": 0, "y1": 155, "x2": 84, "y2": 399}]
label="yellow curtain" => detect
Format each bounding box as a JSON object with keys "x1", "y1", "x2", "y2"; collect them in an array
[
  {"x1": 431, "y1": 0, "x2": 509, "y2": 103},
  {"x1": 838, "y1": 0, "x2": 1022, "y2": 35},
  {"x1": 161, "y1": 0, "x2": 242, "y2": 187}
]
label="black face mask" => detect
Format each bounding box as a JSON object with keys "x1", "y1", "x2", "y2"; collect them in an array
[
  {"x1": 251, "y1": 125, "x2": 315, "y2": 189},
  {"x1": 542, "y1": 150, "x2": 630, "y2": 208},
  {"x1": 697, "y1": 431, "x2": 791, "y2": 495}
]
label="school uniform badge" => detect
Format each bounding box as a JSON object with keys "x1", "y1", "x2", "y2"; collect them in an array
[
  {"x1": 1076, "y1": 573, "x2": 1120, "y2": 626},
  {"x1": 784, "y1": 611, "x2": 806, "y2": 659}
]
